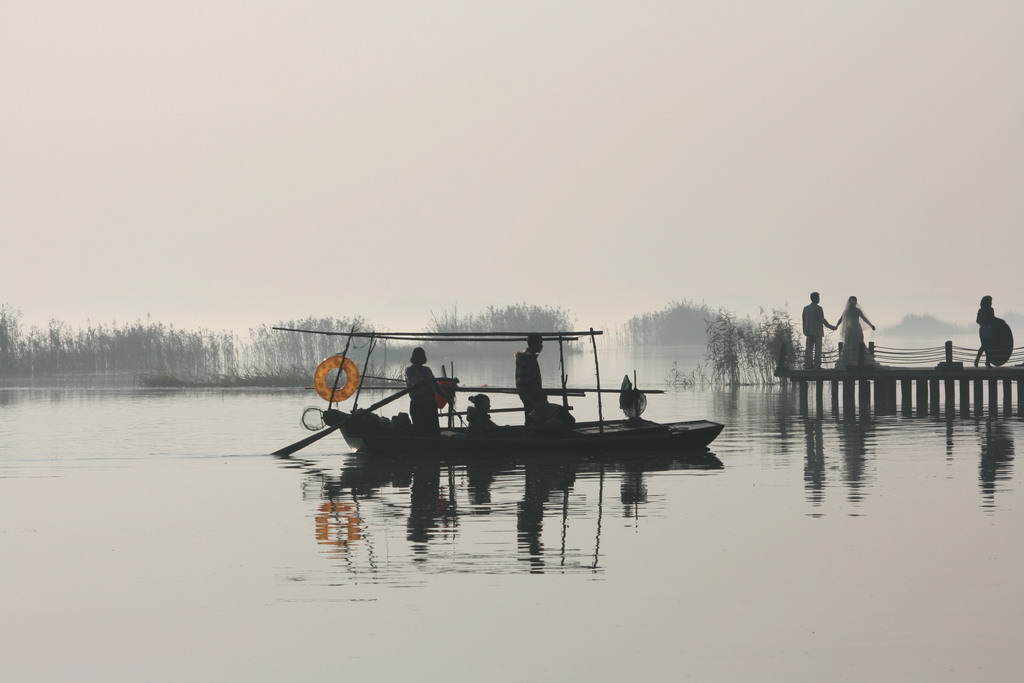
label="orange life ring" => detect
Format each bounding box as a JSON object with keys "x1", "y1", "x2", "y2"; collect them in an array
[{"x1": 313, "y1": 355, "x2": 360, "y2": 402}]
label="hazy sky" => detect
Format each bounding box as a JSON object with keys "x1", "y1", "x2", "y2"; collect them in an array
[{"x1": 2, "y1": 1, "x2": 1022, "y2": 334}]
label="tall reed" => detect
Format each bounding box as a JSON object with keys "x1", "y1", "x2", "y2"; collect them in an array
[{"x1": 704, "y1": 308, "x2": 800, "y2": 386}]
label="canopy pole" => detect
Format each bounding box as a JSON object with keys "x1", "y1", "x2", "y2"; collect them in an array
[
  {"x1": 558, "y1": 334, "x2": 569, "y2": 408},
  {"x1": 448, "y1": 361, "x2": 456, "y2": 429},
  {"x1": 590, "y1": 327, "x2": 604, "y2": 432},
  {"x1": 350, "y1": 333, "x2": 376, "y2": 412},
  {"x1": 327, "y1": 324, "x2": 357, "y2": 412}
]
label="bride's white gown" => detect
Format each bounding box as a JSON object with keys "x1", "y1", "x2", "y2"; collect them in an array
[{"x1": 835, "y1": 310, "x2": 878, "y2": 369}]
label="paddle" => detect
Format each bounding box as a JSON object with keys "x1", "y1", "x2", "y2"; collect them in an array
[
  {"x1": 271, "y1": 383, "x2": 420, "y2": 457},
  {"x1": 272, "y1": 424, "x2": 342, "y2": 457}
]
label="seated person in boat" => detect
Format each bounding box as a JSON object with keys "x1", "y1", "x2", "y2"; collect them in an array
[
  {"x1": 466, "y1": 394, "x2": 500, "y2": 437},
  {"x1": 526, "y1": 392, "x2": 575, "y2": 431}
]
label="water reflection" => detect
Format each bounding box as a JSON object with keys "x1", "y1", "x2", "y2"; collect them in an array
[
  {"x1": 803, "y1": 418, "x2": 825, "y2": 511},
  {"x1": 798, "y1": 414, "x2": 875, "y2": 515},
  {"x1": 517, "y1": 460, "x2": 577, "y2": 571},
  {"x1": 836, "y1": 415, "x2": 874, "y2": 509},
  {"x1": 276, "y1": 449, "x2": 722, "y2": 583},
  {"x1": 978, "y1": 420, "x2": 1015, "y2": 509},
  {"x1": 792, "y1": 408, "x2": 1017, "y2": 514}
]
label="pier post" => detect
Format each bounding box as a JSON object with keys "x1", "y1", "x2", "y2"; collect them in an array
[
  {"x1": 815, "y1": 380, "x2": 824, "y2": 412},
  {"x1": 916, "y1": 379, "x2": 929, "y2": 417},
  {"x1": 831, "y1": 380, "x2": 839, "y2": 414},
  {"x1": 1019, "y1": 380, "x2": 1024, "y2": 417},
  {"x1": 929, "y1": 379, "x2": 940, "y2": 416},
  {"x1": 843, "y1": 379, "x2": 855, "y2": 412},
  {"x1": 901, "y1": 379, "x2": 913, "y2": 415},
  {"x1": 859, "y1": 379, "x2": 871, "y2": 414},
  {"x1": 799, "y1": 381, "x2": 809, "y2": 413},
  {"x1": 989, "y1": 379, "x2": 999, "y2": 417},
  {"x1": 1003, "y1": 379, "x2": 1012, "y2": 415},
  {"x1": 974, "y1": 379, "x2": 983, "y2": 415},
  {"x1": 876, "y1": 379, "x2": 894, "y2": 415},
  {"x1": 945, "y1": 341, "x2": 953, "y2": 364},
  {"x1": 959, "y1": 379, "x2": 970, "y2": 417},
  {"x1": 944, "y1": 378, "x2": 955, "y2": 416}
]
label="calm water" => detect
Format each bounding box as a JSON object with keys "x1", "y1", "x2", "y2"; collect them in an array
[{"x1": 2, "y1": 344, "x2": 1022, "y2": 681}]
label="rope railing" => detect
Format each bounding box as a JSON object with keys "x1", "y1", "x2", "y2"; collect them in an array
[
  {"x1": 785, "y1": 340, "x2": 1024, "y2": 372},
  {"x1": 793, "y1": 341, "x2": 1024, "y2": 370}
]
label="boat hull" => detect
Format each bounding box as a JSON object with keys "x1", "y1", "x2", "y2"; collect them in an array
[{"x1": 338, "y1": 419, "x2": 724, "y2": 456}]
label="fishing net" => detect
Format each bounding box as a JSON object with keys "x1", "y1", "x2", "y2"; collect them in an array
[
  {"x1": 619, "y1": 375, "x2": 647, "y2": 418},
  {"x1": 302, "y1": 406, "x2": 325, "y2": 431}
]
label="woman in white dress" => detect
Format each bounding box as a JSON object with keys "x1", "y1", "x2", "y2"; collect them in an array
[{"x1": 834, "y1": 296, "x2": 877, "y2": 369}]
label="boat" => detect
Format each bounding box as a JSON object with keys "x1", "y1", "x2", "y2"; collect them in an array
[
  {"x1": 325, "y1": 410, "x2": 723, "y2": 456},
  {"x1": 271, "y1": 326, "x2": 724, "y2": 458}
]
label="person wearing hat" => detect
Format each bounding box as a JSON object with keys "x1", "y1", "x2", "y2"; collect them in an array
[
  {"x1": 515, "y1": 333, "x2": 544, "y2": 416},
  {"x1": 466, "y1": 394, "x2": 498, "y2": 437}
]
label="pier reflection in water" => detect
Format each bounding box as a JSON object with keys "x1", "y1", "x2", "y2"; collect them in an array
[
  {"x1": 789, "y1": 410, "x2": 1016, "y2": 516},
  {"x1": 277, "y1": 448, "x2": 722, "y2": 582}
]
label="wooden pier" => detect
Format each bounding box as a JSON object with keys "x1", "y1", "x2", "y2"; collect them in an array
[{"x1": 776, "y1": 341, "x2": 1024, "y2": 417}]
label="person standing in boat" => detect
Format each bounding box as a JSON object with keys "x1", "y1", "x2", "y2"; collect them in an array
[
  {"x1": 405, "y1": 347, "x2": 440, "y2": 436},
  {"x1": 975, "y1": 295, "x2": 996, "y2": 367},
  {"x1": 802, "y1": 292, "x2": 836, "y2": 369},
  {"x1": 515, "y1": 333, "x2": 544, "y2": 416}
]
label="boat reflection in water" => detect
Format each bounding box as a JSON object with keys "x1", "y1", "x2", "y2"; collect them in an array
[{"x1": 276, "y1": 448, "x2": 722, "y2": 581}]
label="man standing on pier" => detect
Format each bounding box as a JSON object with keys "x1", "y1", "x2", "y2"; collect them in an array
[{"x1": 802, "y1": 292, "x2": 836, "y2": 368}]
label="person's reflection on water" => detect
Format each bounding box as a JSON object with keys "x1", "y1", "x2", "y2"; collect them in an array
[
  {"x1": 802, "y1": 417, "x2": 826, "y2": 512},
  {"x1": 620, "y1": 470, "x2": 648, "y2": 518},
  {"x1": 835, "y1": 414, "x2": 873, "y2": 509},
  {"x1": 979, "y1": 420, "x2": 1014, "y2": 509},
  {"x1": 407, "y1": 460, "x2": 444, "y2": 555},
  {"x1": 465, "y1": 459, "x2": 502, "y2": 511},
  {"x1": 517, "y1": 459, "x2": 575, "y2": 572}
]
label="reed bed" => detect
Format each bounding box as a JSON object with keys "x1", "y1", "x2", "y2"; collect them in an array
[
  {"x1": 3, "y1": 302, "x2": 799, "y2": 388},
  {"x1": 0, "y1": 305, "x2": 238, "y2": 378},
  {"x1": 423, "y1": 304, "x2": 580, "y2": 358},
  {"x1": 704, "y1": 308, "x2": 800, "y2": 386},
  {"x1": 0, "y1": 306, "x2": 386, "y2": 386},
  {"x1": 622, "y1": 300, "x2": 712, "y2": 345}
]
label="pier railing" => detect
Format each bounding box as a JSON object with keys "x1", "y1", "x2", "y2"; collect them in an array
[
  {"x1": 777, "y1": 340, "x2": 1024, "y2": 418},
  {"x1": 815, "y1": 341, "x2": 1024, "y2": 368}
]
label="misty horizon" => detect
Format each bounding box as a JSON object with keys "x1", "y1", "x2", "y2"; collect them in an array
[
  {"x1": 3, "y1": 2, "x2": 1022, "y2": 338},
  {"x1": 5, "y1": 298, "x2": 1017, "y2": 340}
]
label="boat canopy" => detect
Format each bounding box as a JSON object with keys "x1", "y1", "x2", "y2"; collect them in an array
[{"x1": 272, "y1": 326, "x2": 601, "y2": 343}]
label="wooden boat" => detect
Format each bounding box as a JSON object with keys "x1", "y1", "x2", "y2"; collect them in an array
[
  {"x1": 271, "y1": 326, "x2": 724, "y2": 458},
  {"x1": 326, "y1": 410, "x2": 723, "y2": 456}
]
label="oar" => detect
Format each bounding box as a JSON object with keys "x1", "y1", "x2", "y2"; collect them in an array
[
  {"x1": 271, "y1": 384, "x2": 419, "y2": 457},
  {"x1": 272, "y1": 424, "x2": 342, "y2": 457}
]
